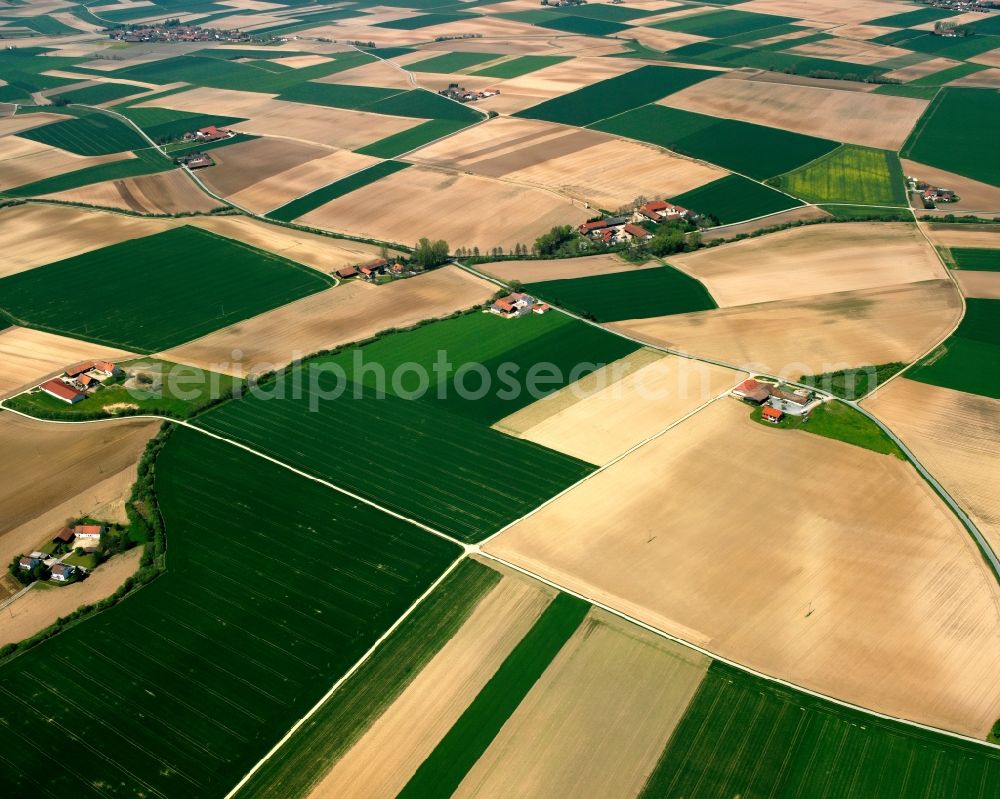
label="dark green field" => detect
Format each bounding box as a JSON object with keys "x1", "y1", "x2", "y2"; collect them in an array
[
  {"x1": 873, "y1": 83, "x2": 941, "y2": 100},
  {"x1": 354, "y1": 118, "x2": 473, "y2": 158},
  {"x1": 592, "y1": 104, "x2": 838, "y2": 180},
  {"x1": 651, "y1": 8, "x2": 796, "y2": 36},
  {"x1": 950, "y1": 247, "x2": 1000, "y2": 271},
  {"x1": 869, "y1": 6, "x2": 958, "y2": 27},
  {"x1": 268, "y1": 160, "x2": 411, "y2": 221},
  {"x1": 397, "y1": 593, "x2": 589, "y2": 799},
  {"x1": 16, "y1": 111, "x2": 147, "y2": 155},
  {"x1": 774, "y1": 145, "x2": 907, "y2": 206},
  {"x1": 515, "y1": 65, "x2": 716, "y2": 127},
  {"x1": 526, "y1": 266, "x2": 717, "y2": 323},
  {"x1": 818, "y1": 204, "x2": 912, "y2": 221},
  {"x1": 194, "y1": 312, "x2": 637, "y2": 540},
  {"x1": 910, "y1": 61, "x2": 990, "y2": 87},
  {"x1": 0, "y1": 226, "x2": 333, "y2": 352},
  {"x1": 376, "y1": 12, "x2": 469, "y2": 29},
  {"x1": 4, "y1": 148, "x2": 174, "y2": 196},
  {"x1": 234, "y1": 559, "x2": 501, "y2": 799},
  {"x1": 670, "y1": 175, "x2": 804, "y2": 225},
  {"x1": 903, "y1": 90, "x2": 1000, "y2": 188},
  {"x1": 800, "y1": 363, "x2": 906, "y2": 400},
  {"x1": 406, "y1": 51, "x2": 503, "y2": 73},
  {"x1": 0, "y1": 426, "x2": 458, "y2": 799},
  {"x1": 118, "y1": 107, "x2": 247, "y2": 142},
  {"x1": 536, "y1": 14, "x2": 630, "y2": 35},
  {"x1": 18, "y1": 14, "x2": 79, "y2": 35},
  {"x1": 361, "y1": 88, "x2": 484, "y2": 122},
  {"x1": 639, "y1": 662, "x2": 1000, "y2": 798},
  {"x1": 51, "y1": 81, "x2": 145, "y2": 105},
  {"x1": 471, "y1": 54, "x2": 571, "y2": 78}
]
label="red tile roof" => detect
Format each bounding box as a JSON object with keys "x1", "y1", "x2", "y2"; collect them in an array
[
  {"x1": 644, "y1": 201, "x2": 669, "y2": 212},
  {"x1": 579, "y1": 220, "x2": 608, "y2": 232},
  {"x1": 623, "y1": 223, "x2": 649, "y2": 238},
  {"x1": 40, "y1": 379, "x2": 84, "y2": 402},
  {"x1": 762, "y1": 406, "x2": 783, "y2": 420},
  {"x1": 74, "y1": 525, "x2": 104, "y2": 536},
  {"x1": 53, "y1": 527, "x2": 75, "y2": 543}
]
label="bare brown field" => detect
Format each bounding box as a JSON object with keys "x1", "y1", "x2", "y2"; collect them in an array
[
  {"x1": 618, "y1": 26, "x2": 707, "y2": 53},
  {"x1": 0, "y1": 547, "x2": 143, "y2": 648},
  {"x1": 307, "y1": 567, "x2": 555, "y2": 799},
  {"x1": 828, "y1": 23, "x2": 900, "y2": 41},
  {"x1": 406, "y1": 116, "x2": 724, "y2": 210},
  {"x1": 0, "y1": 136, "x2": 132, "y2": 190},
  {"x1": 453, "y1": 609, "x2": 709, "y2": 799},
  {"x1": 298, "y1": 166, "x2": 591, "y2": 252},
  {"x1": 0, "y1": 111, "x2": 70, "y2": 134},
  {"x1": 136, "y1": 88, "x2": 422, "y2": 149},
  {"x1": 480, "y1": 254, "x2": 657, "y2": 283},
  {"x1": 0, "y1": 327, "x2": 134, "y2": 398},
  {"x1": 0, "y1": 204, "x2": 171, "y2": 277},
  {"x1": 970, "y1": 47, "x2": 1000, "y2": 68},
  {"x1": 504, "y1": 353, "x2": 742, "y2": 464},
  {"x1": 610, "y1": 280, "x2": 962, "y2": 377},
  {"x1": 486, "y1": 398, "x2": 1000, "y2": 737},
  {"x1": 42, "y1": 169, "x2": 222, "y2": 214},
  {"x1": 920, "y1": 222, "x2": 1000, "y2": 249},
  {"x1": 669, "y1": 223, "x2": 946, "y2": 307},
  {"x1": 787, "y1": 36, "x2": 910, "y2": 65},
  {"x1": 700, "y1": 204, "x2": 831, "y2": 242},
  {"x1": 499, "y1": 57, "x2": 640, "y2": 100},
  {"x1": 160, "y1": 266, "x2": 495, "y2": 376},
  {"x1": 883, "y1": 57, "x2": 960, "y2": 83},
  {"x1": 228, "y1": 149, "x2": 380, "y2": 214},
  {"x1": 864, "y1": 378, "x2": 1000, "y2": 557},
  {"x1": 744, "y1": 68, "x2": 880, "y2": 92},
  {"x1": 953, "y1": 270, "x2": 1000, "y2": 299},
  {"x1": 659, "y1": 77, "x2": 927, "y2": 150},
  {"x1": 197, "y1": 136, "x2": 330, "y2": 198},
  {"x1": 0, "y1": 414, "x2": 158, "y2": 565},
  {"x1": 317, "y1": 59, "x2": 414, "y2": 90},
  {"x1": 735, "y1": 0, "x2": 902, "y2": 25},
  {"x1": 949, "y1": 67, "x2": 1000, "y2": 88}
]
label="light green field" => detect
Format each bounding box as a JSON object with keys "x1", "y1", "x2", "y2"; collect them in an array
[{"x1": 775, "y1": 145, "x2": 907, "y2": 206}]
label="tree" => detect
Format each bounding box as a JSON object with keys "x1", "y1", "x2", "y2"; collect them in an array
[
  {"x1": 412, "y1": 237, "x2": 449, "y2": 269},
  {"x1": 533, "y1": 225, "x2": 575, "y2": 257}
]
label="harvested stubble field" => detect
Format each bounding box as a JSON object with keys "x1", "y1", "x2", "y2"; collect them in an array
[
  {"x1": 0, "y1": 134, "x2": 133, "y2": 191},
  {"x1": 0, "y1": 427, "x2": 459, "y2": 799},
  {"x1": 307, "y1": 564, "x2": 555, "y2": 799},
  {"x1": 0, "y1": 226, "x2": 334, "y2": 352},
  {"x1": 480, "y1": 254, "x2": 658, "y2": 283},
  {"x1": 497, "y1": 348, "x2": 742, "y2": 464},
  {"x1": 954, "y1": 270, "x2": 1000, "y2": 298},
  {"x1": 42, "y1": 168, "x2": 221, "y2": 214},
  {"x1": 160, "y1": 266, "x2": 496, "y2": 377},
  {"x1": 196, "y1": 136, "x2": 333, "y2": 200},
  {"x1": 486, "y1": 398, "x2": 1000, "y2": 737},
  {"x1": 0, "y1": 326, "x2": 133, "y2": 398},
  {"x1": 667, "y1": 223, "x2": 945, "y2": 308},
  {"x1": 920, "y1": 222, "x2": 1000, "y2": 250},
  {"x1": 298, "y1": 166, "x2": 592, "y2": 252},
  {"x1": 0, "y1": 413, "x2": 157, "y2": 565},
  {"x1": 451, "y1": 609, "x2": 710, "y2": 799},
  {"x1": 658, "y1": 75, "x2": 928, "y2": 150},
  {"x1": 730, "y1": 0, "x2": 903, "y2": 26}
]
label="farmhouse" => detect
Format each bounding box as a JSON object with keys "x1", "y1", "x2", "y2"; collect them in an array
[
  {"x1": 40, "y1": 378, "x2": 85, "y2": 404},
  {"x1": 357, "y1": 258, "x2": 389, "y2": 281},
  {"x1": 491, "y1": 292, "x2": 536, "y2": 318},
  {"x1": 175, "y1": 152, "x2": 214, "y2": 170},
  {"x1": 73, "y1": 525, "x2": 105, "y2": 540},
  {"x1": 578, "y1": 220, "x2": 608, "y2": 235},
  {"x1": 65, "y1": 360, "x2": 120, "y2": 380},
  {"x1": 335, "y1": 265, "x2": 358, "y2": 279},
  {"x1": 18, "y1": 555, "x2": 42, "y2": 571},
  {"x1": 50, "y1": 563, "x2": 77, "y2": 583},
  {"x1": 620, "y1": 223, "x2": 652, "y2": 242},
  {"x1": 52, "y1": 527, "x2": 75, "y2": 545},
  {"x1": 762, "y1": 405, "x2": 784, "y2": 424},
  {"x1": 637, "y1": 201, "x2": 690, "y2": 224},
  {"x1": 438, "y1": 83, "x2": 501, "y2": 103},
  {"x1": 191, "y1": 125, "x2": 234, "y2": 143},
  {"x1": 768, "y1": 387, "x2": 814, "y2": 416},
  {"x1": 731, "y1": 378, "x2": 772, "y2": 404}
]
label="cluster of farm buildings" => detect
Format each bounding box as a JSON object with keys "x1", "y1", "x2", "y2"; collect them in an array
[
  {"x1": 731, "y1": 378, "x2": 819, "y2": 423},
  {"x1": 18, "y1": 525, "x2": 106, "y2": 583},
  {"x1": 39, "y1": 360, "x2": 121, "y2": 404},
  {"x1": 579, "y1": 201, "x2": 692, "y2": 245},
  {"x1": 490, "y1": 292, "x2": 550, "y2": 318},
  {"x1": 174, "y1": 126, "x2": 238, "y2": 169},
  {"x1": 334, "y1": 257, "x2": 416, "y2": 281},
  {"x1": 438, "y1": 83, "x2": 501, "y2": 103},
  {"x1": 107, "y1": 24, "x2": 250, "y2": 43},
  {"x1": 908, "y1": 176, "x2": 959, "y2": 207}
]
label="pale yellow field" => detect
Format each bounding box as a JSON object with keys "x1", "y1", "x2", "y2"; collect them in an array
[
  {"x1": 883, "y1": 57, "x2": 961, "y2": 83},
  {"x1": 921, "y1": 222, "x2": 1000, "y2": 249},
  {"x1": 136, "y1": 88, "x2": 422, "y2": 149},
  {"x1": 0, "y1": 327, "x2": 134, "y2": 398},
  {"x1": 735, "y1": 0, "x2": 902, "y2": 25},
  {"x1": 270, "y1": 54, "x2": 333, "y2": 69},
  {"x1": 298, "y1": 166, "x2": 591, "y2": 252},
  {"x1": 0, "y1": 414, "x2": 158, "y2": 566},
  {"x1": 160, "y1": 266, "x2": 495, "y2": 376},
  {"x1": 864, "y1": 378, "x2": 1000, "y2": 558},
  {"x1": 0, "y1": 204, "x2": 171, "y2": 277},
  {"x1": 453, "y1": 609, "x2": 709, "y2": 799},
  {"x1": 0, "y1": 135, "x2": 132, "y2": 190},
  {"x1": 786, "y1": 36, "x2": 910, "y2": 65},
  {"x1": 618, "y1": 26, "x2": 708, "y2": 53},
  {"x1": 660, "y1": 76, "x2": 927, "y2": 150},
  {"x1": 486, "y1": 398, "x2": 1000, "y2": 737},
  {"x1": 228, "y1": 149, "x2": 380, "y2": 214},
  {"x1": 43, "y1": 169, "x2": 222, "y2": 214},
  {"x1": 407, "y1": 116, "x2": 724, "y2": 209},
  {"x1": 481, "y1": 254, "x2": 657, "y2": 283},
  {"x1": 307, "y1": 567, "x2": 555, "y2": 799},
  {"x1": 318, "y1": 59, "x2": 415, "y2": 90},
  {"x1": 668, "y1": 223, "x2": 946, "y2": 308},
  {"x1": 503, "y1": 352, "x2": 742, "y2": 464},
  {"x1": 0, "y1": 547, "x2": 143, "y2": 648},
  {"x1": 499, "y1": 57, "x2": 640, "y2": 100},
  {"x1": 610, "y1": 280, "x2": 963, "y2": 377}
]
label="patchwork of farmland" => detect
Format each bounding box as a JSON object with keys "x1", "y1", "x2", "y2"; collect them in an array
[{"x1": 670, "y1": 174, "x2": 804, "y2": 225}]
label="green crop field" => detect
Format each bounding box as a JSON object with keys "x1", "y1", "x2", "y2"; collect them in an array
[
  {"x1": 818, "y1": 204, "x2": 912, "y2": 220},
  {"x1": 234, "y1": 559, "x2": 501, "y2": 799},
  {"x1": 551, "y1": 3, "x2": 656, "y2": 21},
  {"x1": 0, "y1": 426, "x2": 458, "y2": 799},
  {"x1": 118, "y1": 107, "x2": 247, "y2": 142},
  {"x1": 277, "y1": 82, "x2": 406, "y2": 110},
  {"x1": 51, "y1": 81, "x2": 145, "y2": 105},
  {"x1": 194, "y1": 312, "x2": 637, "y2": 540},
  {"x1": 535, "y1": 15, "x2": 630, "y2": 35},
  {"x1": 670, "y1": 174, "x2": 803, "y2": 225},
  {"x1": 16, "y1": 111, "x2": 147, "y2": 155},
  {"x1": 774, "y1": 145, "x2": 907, "y2": 206},
  {"x1": 0, "y1": 226, "x2": 333, "y2": 352},
  {"x1": 950, "y1": 247, "x2": 1000, "y2": 271},
  {"x1": 471, "y1": 54, "x2": 571, "y2": 78},
  {"x1": 406, "y1": 51, "x2": 503, "y2": 73},
  {"x1": 651, "y1": 8, "x2": 796, "y2": 37},
  {"x1": 592, "y1": 104, "x2": 838, "y2": 180},
  {"x1": 268, "y1": 160, "x2": 411, "y2": 221},
  {"x1": 18, "y1": 14, "x2": 79, "y2": 35},
  {"x1": 908, "y1": 298, "x2": 1000, "y2": 399},
  {"x1": 376, "y1": 12, "x2": 469, "y2": 29},
  {"x1": 526, "y1": 266, "x2": 717, "y2": 323},
  {"x1": 361, "y1": 88, "x2": 484, "y2": 121},
  {"x1": 515, "y1": 65, "x2": 716, "y2": 127},
  {"x1": 4, "y1": 148, "x2": 174, "y2": 197},
  {"x1": 397, "y1": 594, "x2": 588, "y2": 799},
  {"x1": 354, "y1": 118, "x2": 473, "y2": 158},
  {"x1": 869, "y1": 6, "x2": 958, "y2": 27},
  {"x1": 639, "y1": 662, "x2": 1000, "y2": 798},
  {"x1": 902, "y1": 89, "x2": 1000, "y2": 187},
  {"x1": 910, "y1": 61, "x2": 990, "y2": 86}
]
